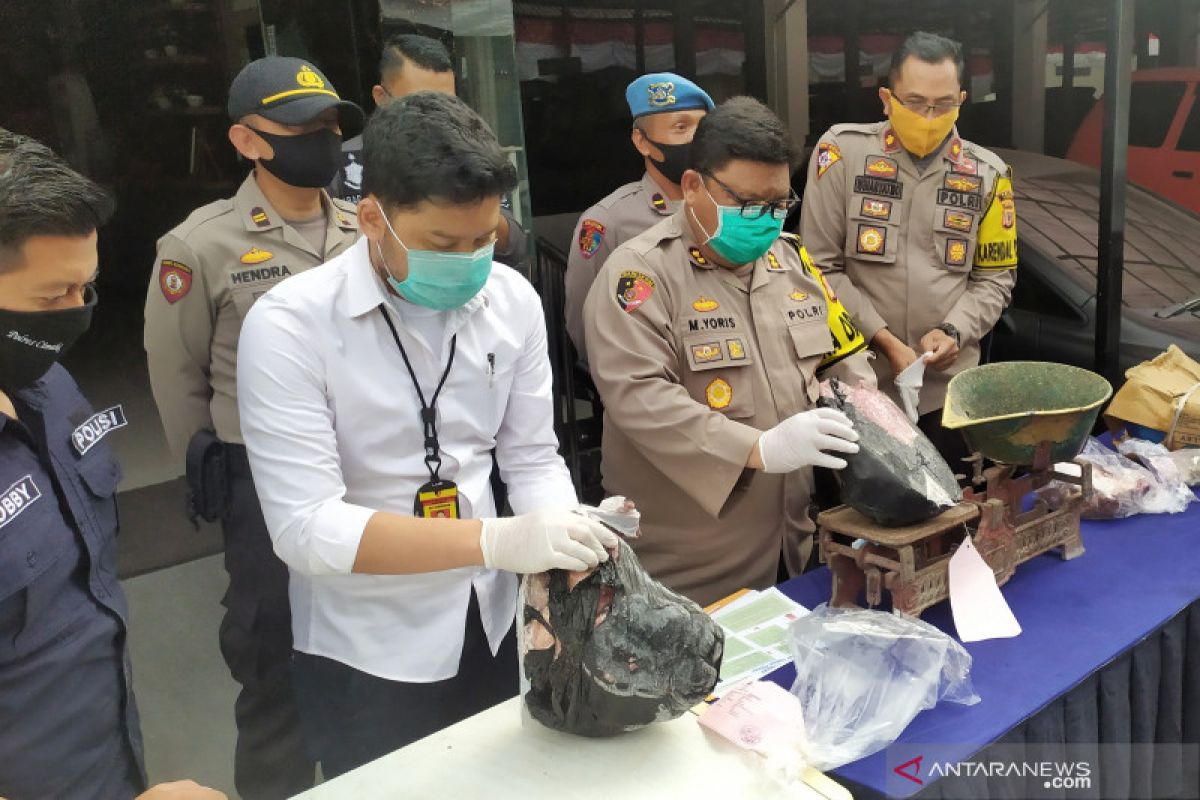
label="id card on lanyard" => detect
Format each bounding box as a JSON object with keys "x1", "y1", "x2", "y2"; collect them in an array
[{"x1": 379, "y1": 306, "x2": 461, "y2": 519}]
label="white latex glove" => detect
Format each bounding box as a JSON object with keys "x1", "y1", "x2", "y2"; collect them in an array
[
  {"x1": 480, "y1": 509, "x2": 620, "y2": 574},
  {"x1": 757, "y1": 407, "x2": 860, "y2": 473}
]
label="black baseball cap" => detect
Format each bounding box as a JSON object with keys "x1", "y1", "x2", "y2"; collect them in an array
[{"x1": 227, "y1": 57, "x2": 364, "y2": 133}]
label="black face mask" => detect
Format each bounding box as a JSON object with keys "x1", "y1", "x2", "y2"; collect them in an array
[
  {"x1": 0, "y1": 285, "x2": 96, "y2": 394},
  {"x1": 250, "y1": 127, "x2": 342, "y2": 188},
  {"x1": 645, "y1": 136, "x2": 692, "y2": 186}
]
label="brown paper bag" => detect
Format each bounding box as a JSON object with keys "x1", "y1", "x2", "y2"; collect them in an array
[{"x1": 1105, "y1": 345, "x2": 1200, "y2": 449}]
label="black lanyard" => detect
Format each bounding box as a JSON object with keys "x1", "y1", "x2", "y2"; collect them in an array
[{"x1": 378, "y1": 306, "x2": 457, "y2": 483}]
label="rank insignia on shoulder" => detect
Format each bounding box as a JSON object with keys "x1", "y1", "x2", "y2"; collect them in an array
[
  {"x1": 883, "y1": 128, "x2": 900, "y2": 153},
  {"x1": 693, "y1": 296, "x2": 720, "y2": 312},
  {"x1": 856, "y1": 224, "x2": 887, "y2": 255},
  {"x1": 705, "y1": 378, "x2": 733, "y2": 410},
  {"x1": 240, "y1": 247, "x2": 274, "y2": 265},
  {"x1": 689, "y1": 246, "x2": 710, "y2": 267},
  {"x1": 949, "y1": 138, "x2": 963, "y2": 160},
  {"x1": 816, "y1": 142, "x2": 842, "y2": 179},
  {"x1": 651, "y1": 193, "x2": 668, "y2": 211},
  {"x1": 945, "y1": 238, "x2": 969, "y2": 266},
  {"x1": 765, "y1": 251, "x2": 788, "y2": 272},
  {"x1": 691, "y1": 342, "x2": 723, "y2": 364},
  {"x1": 616, "y1": 270, "x2": 655, "y2": 313},
  {"x1": 726, "y1": 338, "x2": 746, "y2": 360},
  {"x1": 579, "y1": 219, "x2": 606, "y2": 259},
  {"x1": 943, "y1": 210, "x2": 974, "y2": 233},
  {"x1": 159, "y1": 260, "x2": 193, "y2": 304},
  {"x1": 860, "y1": 198, "x2": 892, "y2": 220},
  {"x1": 864, "y1": 156, "x2": 898, "y2": 180},
  {"x1": 250, "y1": 206, "x2": 271, "y2": 228}
]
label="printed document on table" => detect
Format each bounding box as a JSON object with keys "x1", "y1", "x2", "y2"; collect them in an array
[{"x1": 709, "y1": 587, "x2": 810, "y2": 697}]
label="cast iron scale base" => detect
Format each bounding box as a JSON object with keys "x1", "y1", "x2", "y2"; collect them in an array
[{"x1": 818, "y1": 442, "x2": 1094, "y2": 618}]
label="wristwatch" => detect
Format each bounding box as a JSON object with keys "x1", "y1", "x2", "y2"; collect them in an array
[{"x1": 936, "y1": 323, "x2": 961, "y2": 346}]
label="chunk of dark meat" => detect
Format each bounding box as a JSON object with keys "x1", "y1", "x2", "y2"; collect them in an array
[
  {"x1": 819, "y1": 378, "x2": 961, "y2": 526},
  {"x1": 520, "y1": 540, "x2": 724, "y2": 737}
]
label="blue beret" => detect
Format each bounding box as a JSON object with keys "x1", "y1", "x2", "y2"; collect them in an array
[{"x1": 625, "y1": 73, "x2": 715, "y2": 119}]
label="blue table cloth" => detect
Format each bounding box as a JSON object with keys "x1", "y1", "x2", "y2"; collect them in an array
[{"x1": 769, "y1": 492, "x2": 1200, "y2": 799}]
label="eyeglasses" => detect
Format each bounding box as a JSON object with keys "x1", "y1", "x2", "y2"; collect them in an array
[
  {"x1": 893, "y1": 94, "x2": 962, "y2": 116},
  {"x1": 704, "y1": 173, "x2": 799, "y2": 220}
]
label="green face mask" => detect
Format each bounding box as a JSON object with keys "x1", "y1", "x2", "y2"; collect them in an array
[{"x1": 690, "y1": 184, "x2": 785, "y2": 265}]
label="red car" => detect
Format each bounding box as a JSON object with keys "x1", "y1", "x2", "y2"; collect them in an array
[{"x1": 1067, "y1": 68, "x2": 1200, "y2": 213}]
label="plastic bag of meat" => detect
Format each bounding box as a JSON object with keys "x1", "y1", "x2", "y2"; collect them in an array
[
  {"x1": 818, "y1": 378, "x2": 962, "y2": 526},
  {"x1": 1039, "y1": 437, "x2": 1192, "y2": 518},
  {"x1": 518, "y1": 538, "x2": 724, "y2": 737}
]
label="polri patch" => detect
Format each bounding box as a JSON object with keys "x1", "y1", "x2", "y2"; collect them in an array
[
  {"x1": 936, "y1": 188, "x2": 982, "y2": 212},
  {"x1": 854, "y1": 176, "x2": 903, "y2": 199},
  {"x1": 578, "y1": 219, "x2": 606, "y2": 259},
  {"x1": 615, "y1": 270, "x2": 654, "y2": 313},
  {"x1": 159, "y1": 260, "x2": 193, "y2": 304},
  {"x1": 0, "y1": 475, "x2": 41, "y2": 530},
  {"x1": 816, "y1": 142, "x2": 842, "y2": 179},
  {"x1": 943, "y1": 210, "x2": 974, "y2": 232},
  {"x1": 860, "y1": 198, "x2": 892, "y2": 220},
  {"x1": 945, "y1": 238, "x2": 969, "y2": 266},
  {"x1": 72, "y1": 405, "x2": 128, "y2": 456},
  {"x1": 857, "y1": 224, "x2": 887, "y2": 255},
  {"x1": 864, "y1": 156, "x2": 898, "y2": 180},
  {"x1": 706, "y1": 378, "x2": 733, "y2": 410}
]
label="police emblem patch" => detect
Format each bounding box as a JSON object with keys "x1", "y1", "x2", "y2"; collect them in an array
[
  {"x1": 856, "y1": 225, "x2": 887, "y2": 255},
  {"x1": 159, "y1": 260, "x2": 193, "y2": 303},
  {"x1": 790, "y1": 290, "x2": 809, "y2": 302},
  {"x1": 945, "y1": 238, "x2": 969, "y2": 266},
  {"x1": 240, "y1": 247, "x2": 274, "y2": 264},
  {"x1": 693, "y1": 296, "x2": 720, "y2": 312},
  {"x1": 943, "y1": 210, "x2": 974, "y2": 232},
  {"x1": 647, "y1": 82, "x2": 677, "y2": 108},
  {"x1": 860, "y1": 198, "x2": 892, "y2": 220},
  {"x1": 615, "y1": 270, "x2": 655, "y2": 313},
  {"x1": 578, "y1": 219, "x2": 606, "y2": 259},
  {"x1": 706, "y1": 378, "x2": 733, "y2": 410},
  {"x1": 865, "y1": 156, "x2": 898, "y2": 180},
  {"x1": 816, "y1": 142, "x2": 842, "y2": 179},
  {"x1": 691, "y1": 342, "x2": 723, "y2": 364},
  {"x1": 726, "y1": 339, "x2": 746, "y2": 360},
  {"x1": 944, "y1": 174, "x2": 982, "y2": 193}
]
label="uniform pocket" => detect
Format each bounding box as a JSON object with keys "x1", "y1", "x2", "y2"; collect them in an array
[
  {"x1": 231, "y1": 287, "x2": 269, "y2": 319},
  {"x1": 846, "y1": 217, "x2": 898, "y2": 265},
  {"x1": 681, "y1": 333, "x2": 756, "y2": 419}
]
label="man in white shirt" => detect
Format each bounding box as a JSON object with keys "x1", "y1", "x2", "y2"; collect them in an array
[{"x1": 236, "y1": 92, "x2": 616, "y2": 778}]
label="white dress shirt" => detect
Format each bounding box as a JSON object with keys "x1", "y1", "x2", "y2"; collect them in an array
[{"x1": 236, "y1": 237, "x2": 577, "y2": 682}]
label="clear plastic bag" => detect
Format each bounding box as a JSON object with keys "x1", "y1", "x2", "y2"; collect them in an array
[
  {"x1": 787, "y1": 605, "x2": 979, "y2": 772},
  {"x1": 1039, "y1": 438, "x2": 1192, "y2": 519},
  {"x1": 1118, "y1": 438, "x2": 1200, "y2": 499},
  {"x1": 516, "y1": 498, "x2": 722, "y2": 737}
]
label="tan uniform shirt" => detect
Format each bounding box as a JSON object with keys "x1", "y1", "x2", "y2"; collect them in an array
[
  {"x1": 582, "y1": 210, "x2": 842, "y2": 606},
  {"x1": 800, "y1": 122, "x2": 1018, "y2": 415},
  {"x1": 565, "y1": 172, "x2": 678, "y2": 356},
  {"x1": 145, "y1": 173, "x2": 359, "y2": 461}
]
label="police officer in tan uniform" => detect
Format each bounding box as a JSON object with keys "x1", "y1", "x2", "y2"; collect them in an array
[
  {"x1": 583, "y1": 98, "x2": 865, "y2": 607},
  {"x1": 801, "y1": 32, "x2": 1017, "y2": 469},
  {"x1": 565, "y1": 73, "x2": 714, "y2": 357},
  {"x1": 144, "y1": 57, "x2": 362, "y2": 799}
]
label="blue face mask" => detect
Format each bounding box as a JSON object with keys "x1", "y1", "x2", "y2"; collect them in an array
[
  {"x1": 377, "y1": 210, "x2": 494, "y2": 310},
  {"x1": 690, "y1": 184, "x2": 786, "y2": 265}
]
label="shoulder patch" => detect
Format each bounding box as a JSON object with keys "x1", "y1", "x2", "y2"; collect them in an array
[
  {"x1": 159, "y1": 260, "x2": 193, "y2": 304},
  {"x1": 578, "y1": 219, "x2": 606, "y2": 259},
  {"x1": 168, "y1": 198, "x2": 235, "y2": 240},
  {"x1": 828, "y1": 122, "x2": 885, "y2": 137},
  {"x1": 595, "y1": 181, "x2": 642, "y2": 210},
  {"x1": 615, "y1": 270, "x2": 655, "y2": 313},
  {"x1": 816, "y1": 143, "x2": 842, "y2": 179}
]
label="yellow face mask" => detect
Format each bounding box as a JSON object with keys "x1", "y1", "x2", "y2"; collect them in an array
[{"x1": 884, "y1": 89, "x2": 959, "y2": 158}]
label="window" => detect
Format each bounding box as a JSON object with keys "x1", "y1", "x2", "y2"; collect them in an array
[
  {"x1": 1176, "y1": 92, "x2": 1200, "y2": 153},
  {"x1": 1128, "y1": 81, "x2": 1186, "y2": 148}
]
